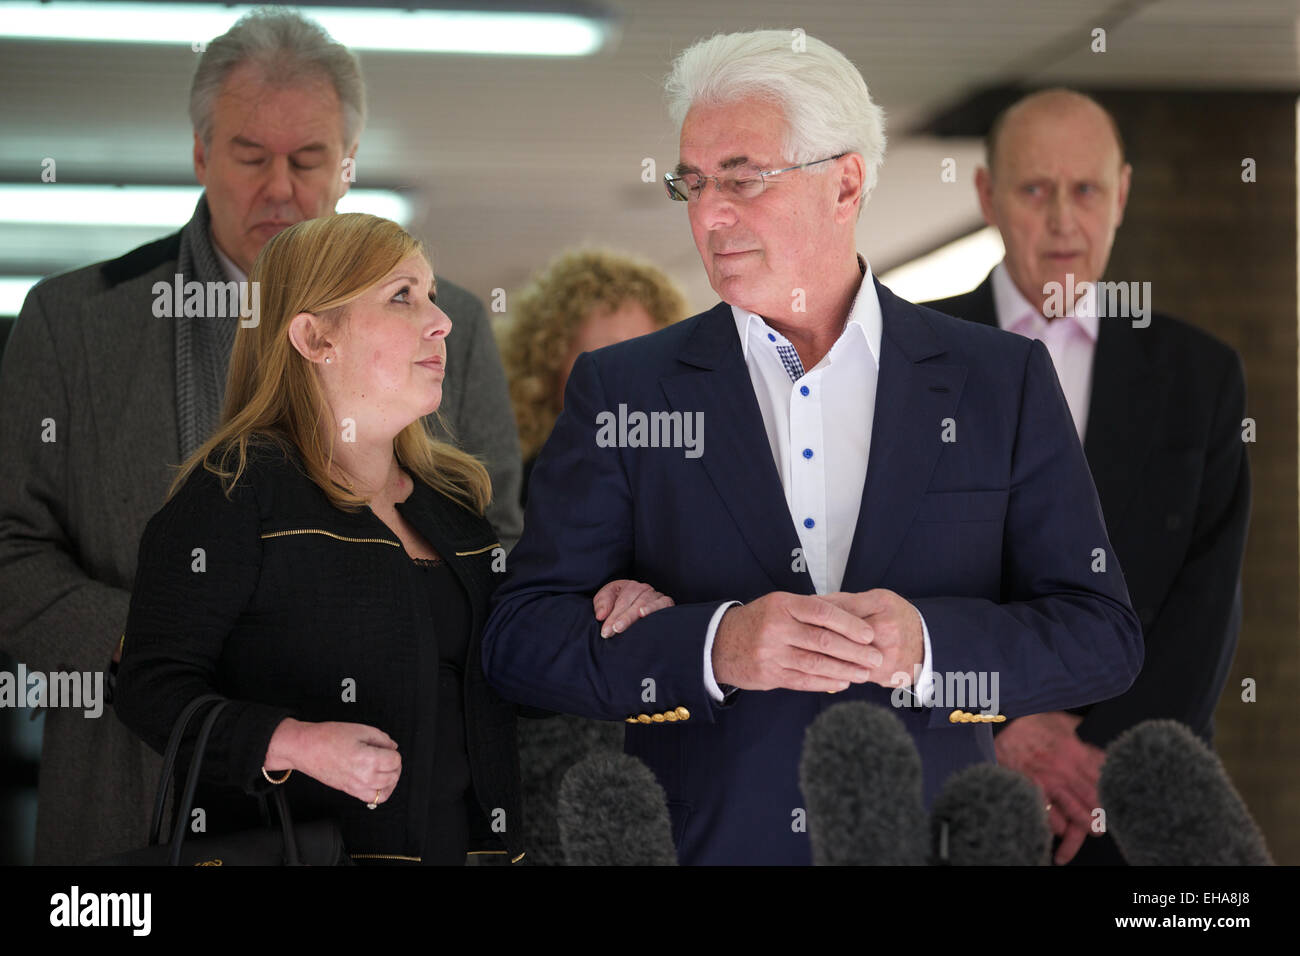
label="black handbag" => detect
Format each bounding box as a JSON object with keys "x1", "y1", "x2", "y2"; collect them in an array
[{"x1": 97, "y1": 694, "x2": 351, "y2": 866}]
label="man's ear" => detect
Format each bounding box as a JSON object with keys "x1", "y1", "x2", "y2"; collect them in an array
[
  {"x1": 1114, "y1": 162, "x2": 1133, "y2": 228},
  {"x1": 193, "y1": 132, "x2": 209, "y2": 186},
  {"x1": 834, "y1": 152, "x2": 867, "y2": 224},
  {"x1": 974, "y1": 166, "x2": 997, "y2": 226}
]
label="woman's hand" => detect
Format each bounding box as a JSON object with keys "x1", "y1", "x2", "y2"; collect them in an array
[
  {"x1": 265, "y1": 718, "x2": 401, "y2": 807},
  {"x1": 592, "y1": 579, "x2": 675, "y2": 638}
]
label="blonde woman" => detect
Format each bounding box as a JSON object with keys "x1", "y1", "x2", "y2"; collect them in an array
[
  {"x1": 115, "y1": 214, "x2": 670, "y2": 865},
  {"x1": 498, "y1": 250, "x2": 687, "y2": 504}
]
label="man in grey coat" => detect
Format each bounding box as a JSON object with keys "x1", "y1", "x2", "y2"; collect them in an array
[{"x1": 0, "y1": 9, "x2": 522, "y2": 864}]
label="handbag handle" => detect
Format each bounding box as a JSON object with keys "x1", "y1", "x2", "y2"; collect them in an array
[
  {"x1": 152, "y1": 694, "x2": 304, "y2": 866},
  {"x1": 149, "y1": 693, "x2": 225, "y2": 845}
]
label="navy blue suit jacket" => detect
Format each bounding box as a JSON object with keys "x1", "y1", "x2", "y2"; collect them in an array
[{"x1": 482, "y1": 279, "x2": 1143, "y2": 865}]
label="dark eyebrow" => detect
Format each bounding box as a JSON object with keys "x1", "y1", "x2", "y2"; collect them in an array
[{"x1": 673, "y1": 155, "x2": 756, "y2": 177}]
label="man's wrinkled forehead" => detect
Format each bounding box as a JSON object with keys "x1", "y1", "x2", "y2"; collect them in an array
[
  {"x1": 214, "y1": 66, "x2": 347, "y2": 149},
  {"x1": 998, "y1": 124, "x2": 1123, "y2": 185},
  {"x1": 678, "y1": 99, "x2": 787, "y2": 174}
]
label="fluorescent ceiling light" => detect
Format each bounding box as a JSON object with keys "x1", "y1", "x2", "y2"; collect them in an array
[
  {"x1": 0, "y1": 276, "x2": 42, "y2": 315},
  {"x1": 0, "y1": 185, "x2": 413, "y2": 228},
  {"x1": 880, "y1": 226, "x2": 1005, "y2": 303},
  {"x1": 0, "y1": 2, "x2": 609, "y2": 56}
]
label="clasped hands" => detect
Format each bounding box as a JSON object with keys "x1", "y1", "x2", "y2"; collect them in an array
[
  {"x1": 713, "y1": 589, "x2": 925, "y2": 693},
  {"x1": 994, "y1": 711, "x2": 1106, "y2": 865},
  {"x1": 599, "y1": 584, "x2": 927, "y2": 695}
]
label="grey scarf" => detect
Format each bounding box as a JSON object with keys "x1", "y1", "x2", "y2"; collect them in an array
[{"x1": 173, "y1": 195, "x2": 239, "y2": 461}]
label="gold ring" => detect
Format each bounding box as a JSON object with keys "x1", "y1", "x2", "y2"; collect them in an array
[{"x1": 367, "y1": 789, "x2": 381, "y2": 810}]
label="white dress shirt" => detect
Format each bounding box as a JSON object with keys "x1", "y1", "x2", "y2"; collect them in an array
[
  {"x1": 990, "y1": 262, "x2": 1097, "y2": 441},
  {"x1": 702, "y1": 260, "x2": 934, "y2": 703}
]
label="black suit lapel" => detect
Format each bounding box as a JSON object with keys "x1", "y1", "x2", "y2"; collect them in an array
[
  {"x1": 1082, "y1": 319, "x2": 1161, "y2": 524},
  {"x1": 941, "y1": 275, "x2": 998, "y2": 329},
  {"x1": 939, "y1": 269, "x2": 1159, "y2": 526}
]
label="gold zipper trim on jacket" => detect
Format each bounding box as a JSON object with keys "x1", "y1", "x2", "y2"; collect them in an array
[
  {"x1": 350, "y1": 851, "x2": 524, "y2": 863},
  {"x1": 455, "y1": 542, "x2": 501, "y2": 557},
  {"x1": 261, "y1": 529, "x2": 401, "y2": 547},
  {"x1": 466, "y1": 850, "x2": 527, "y2": 863}
]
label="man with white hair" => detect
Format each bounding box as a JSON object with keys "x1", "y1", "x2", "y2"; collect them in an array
[
  {"x1": 484, "y1": 31, "x2": 1143, "y2": 865},
  {"x1": 0, "y1": 7, "x2": 522, "y2": 863}
]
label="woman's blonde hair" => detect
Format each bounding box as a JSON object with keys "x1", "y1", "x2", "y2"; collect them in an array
[
  {"x1": 498, "y1": 249, "x2": 687, "y2": 461},
  {"x1": 168, "y1": 212, "x2": 491, "y2": 514}
]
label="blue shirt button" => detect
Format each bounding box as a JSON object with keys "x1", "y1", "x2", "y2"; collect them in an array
[
  {"x1": 800, "y1": 385, "x2": 810, "y2": 396},
  {"x1": 802, "y1": 448, "x2": 813, "y2": 459},
  {"x1": 804, "y1": 518, "x2": 815, "y2": 529},
  {"x1": 767, "y1": 332, "x2": 776, "y2": 342}
]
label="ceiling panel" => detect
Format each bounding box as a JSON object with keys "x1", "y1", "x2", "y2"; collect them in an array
[{"x1": 0, "y1": 0, "x2": 1295, "y2": 313}]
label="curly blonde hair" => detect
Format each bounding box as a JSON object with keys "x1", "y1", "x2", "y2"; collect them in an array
[{"x1": 498, "y1": 250, "x2": 687, "y2": 460}]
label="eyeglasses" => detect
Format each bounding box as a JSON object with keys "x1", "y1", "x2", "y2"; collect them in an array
[{"x1": 663, "y1": 153, "x2": 846, "y2": 202}]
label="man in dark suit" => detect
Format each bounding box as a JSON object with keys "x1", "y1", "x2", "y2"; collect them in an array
[
  {"x1": 482, "y1": 33, "x2": 1142, "y2": 866},
  {"x1": 925, "y1": 89, "x2": 1250, "y2": 865}
]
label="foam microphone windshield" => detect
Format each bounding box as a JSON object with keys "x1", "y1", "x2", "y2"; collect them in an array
[
  {"x1": 799, "y1": 701, "x2": 929, "y2": 865},
  {"x1": 557, "y1": 752, "x2": 679, "y2": 866},
  {"x1": 1099, "y1": 719, "x2": 1273, "y2": 866},
  {"x1": 930, "y1": 763, "x2": 1052, "y2": 865}
]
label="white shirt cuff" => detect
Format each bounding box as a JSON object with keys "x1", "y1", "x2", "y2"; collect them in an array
[
  {"x1": 896, "y1": 610, "x2": 934, "y2": 704},
  {"x1": 703, "y1": 601, "x2": 742, "y2": 702}
]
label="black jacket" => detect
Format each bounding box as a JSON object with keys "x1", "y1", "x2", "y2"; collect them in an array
[
  {"x1": 116, "y1": 437, "x2": 524, "y2": 862},
  {"x1": 925, "y1": 272, "x2": 1250, "y2": 746}
]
